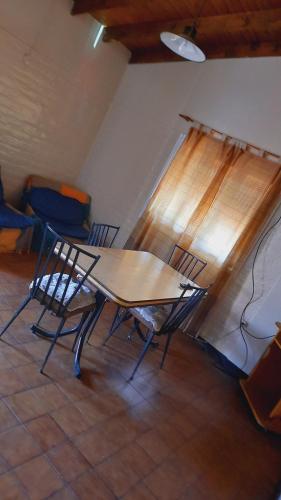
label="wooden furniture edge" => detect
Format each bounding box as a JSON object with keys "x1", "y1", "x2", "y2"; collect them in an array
[
  {"x1": 240, "y1": 321, "x2": 281, "y2": 434},
  {"x1": 240, "y1": 379, "x2": 264, "y2": 428}
]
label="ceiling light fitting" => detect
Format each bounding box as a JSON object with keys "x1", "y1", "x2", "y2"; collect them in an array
[{"x1": 160, "y1": 24, "x2": 206, "y2": 62}]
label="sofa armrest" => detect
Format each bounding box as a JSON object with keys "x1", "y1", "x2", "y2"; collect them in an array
[{"x1": 5, "y1": 202, "x2": 25, "y2": 216}]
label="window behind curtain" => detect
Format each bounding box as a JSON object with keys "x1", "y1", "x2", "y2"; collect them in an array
[{"x1": 129, "y1": 127, "x2": 281, "y2": 291}]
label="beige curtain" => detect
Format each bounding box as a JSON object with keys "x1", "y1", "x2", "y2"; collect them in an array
[{"x1": 129, "y1": 127, "x2": 281, "y2": 329}]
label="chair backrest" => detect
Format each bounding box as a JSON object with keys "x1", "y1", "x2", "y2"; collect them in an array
[
  {"x1": 30, "y1": 224, "x2": 100, "y2": 316},
  {"x1": 161, "y1": 283, "x2": 208, "y2": 335},
  {"x1": 168, "y1": 244, "x2": 207, "y2": 281},
  {"x1": 88, "y1": 223, "x2": 120, "y2": 248}
]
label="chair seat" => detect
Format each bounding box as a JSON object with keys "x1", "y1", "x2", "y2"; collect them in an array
[
  {"x1": 30, "y1": 273, "x2": 96, "y2": 316},
  {"x1": 130, "y1": 304, "x2": 172, "y2": 332},
  {"x1": 36, "y1": 214, "x2": 89, "y2": 240}
]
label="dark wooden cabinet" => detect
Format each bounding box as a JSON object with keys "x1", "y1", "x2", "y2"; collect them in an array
[{"x1": 240, "y1": 322, "x2": 281, "y2": 434}]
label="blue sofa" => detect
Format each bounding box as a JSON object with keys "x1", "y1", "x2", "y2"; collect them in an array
[
  {"x1": 22, "y1": 175, "x2": 91, "y2": 250},
  {"x1": 0, "y1": 169, "x2": 34, "y2": 253}
]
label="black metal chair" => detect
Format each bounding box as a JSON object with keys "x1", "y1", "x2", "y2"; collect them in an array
[
  {"x1": 85, "y1": 223, "x2": 119, "y2": 344},
  {"x1": 0, "y1": 224, "x2": 100, "y2": 374},
  {"x1": 108, "y1": 245, "x2": 208, "y2": 343},
  {"x1": 87, "y1": 223, "x2": 120, "y2": 248},
  {"x1": 168, "y1": 244, "x2": 207, "y2": 281},
  {"x1": 103, "y1": 283, "x2": 208, "y2": 381}
]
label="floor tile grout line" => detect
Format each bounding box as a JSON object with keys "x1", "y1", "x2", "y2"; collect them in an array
[{"x1": 0, "y1": 255, "x2": 280, "y2": 499}]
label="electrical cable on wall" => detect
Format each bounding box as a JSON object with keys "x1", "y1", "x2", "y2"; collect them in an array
[
  {"x1": 219, "y1": 209, "x2": 281, "y2": 370},
  {"x1": 240, "y1": 211, "x2": 281, "y2": 339}
]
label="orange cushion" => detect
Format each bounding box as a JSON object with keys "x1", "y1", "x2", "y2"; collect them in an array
[
  {"x1": 0, "y1": 229, "x2": 21, "y2": 252},
  {"x1": 60, "y1": 184, "x2": 89, "y2": 204},
  {"x1": 26, "y1": 176, "x2": 33, "y2": 189}
]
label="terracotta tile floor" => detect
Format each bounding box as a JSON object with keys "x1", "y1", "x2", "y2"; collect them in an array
[{"x1": 0, "y1": 254, "x2": 280, "y2": 500}]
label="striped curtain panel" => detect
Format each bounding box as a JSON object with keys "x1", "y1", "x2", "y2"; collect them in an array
[{"x1": 128, "y1": 127, "x2": 281, "y2": 332}]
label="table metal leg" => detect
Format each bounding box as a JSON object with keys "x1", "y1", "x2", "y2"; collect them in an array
[
  {"x1": 74, "y1": 292, "x2": 107, "y2": 378},
  {"x1": 103, "y1": 306, "x2": 130, "y2": 345},
  {"x1": 72, "y1": 312, "x2": 91, "y2": 353}
]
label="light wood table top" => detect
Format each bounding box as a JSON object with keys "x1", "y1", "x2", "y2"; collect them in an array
[{"x1": 61, "y1": 245, "x2": 195, "y2": 308}]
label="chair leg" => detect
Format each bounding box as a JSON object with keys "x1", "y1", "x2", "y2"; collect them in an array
[
  {"x1": 0, "y1": 296, "x2": 32, "y2": 338},
  {"x1": 128, "y1": 329, "x2": 155, "y2": 382},
  {"x1": 134, "y1": 318, "x2": 147, "y2": 342},
  {"x1": 133, "y1": 318, "x2": 159, "y2": 349},
  {"x1": 34, "y1": 305, "x2": 48, "y2": 328},
  {"x1": 40, "y1": 318, "x2": 66, "y2": 374},
  {"x1": 160, "y1": 332, "x2": 173, "y2": 369}
]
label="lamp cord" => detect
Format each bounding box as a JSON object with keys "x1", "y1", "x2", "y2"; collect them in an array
[{"x1": 194, "y1": 0, "x2": 206, "y2": 28}]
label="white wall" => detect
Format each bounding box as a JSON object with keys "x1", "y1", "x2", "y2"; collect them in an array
[
  {"x1": 78, "y1": 63, "x2": 201, "y2": 244},
  {"x1": 0, "y1": 0, "x2": 129, "y2": 203},
  {"x1": 199, "y1": 202, "x2": 281, "y2": 373},
  {"x1": 77, "y1": 56, "x2": 281, "y2": 372}
]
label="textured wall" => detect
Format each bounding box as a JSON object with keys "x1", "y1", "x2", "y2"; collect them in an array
[{"x1": 0, "y1": 0, "x2": 129, "y2": 204}]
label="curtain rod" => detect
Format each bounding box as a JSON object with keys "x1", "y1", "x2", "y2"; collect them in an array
[{"x1": 179, "y1": 114, "x2": 280, "y2": 161}]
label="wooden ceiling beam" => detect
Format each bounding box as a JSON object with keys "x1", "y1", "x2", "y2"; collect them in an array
[
  {"x1": 104, "y1": 8, "x2": 281, "y2": 42},
  {"x1": 71, "y1": 0, "x2": 129, "y2": 15},
  {"x1": 130, "y1": 41, "x2": 281, "y2": 64}
]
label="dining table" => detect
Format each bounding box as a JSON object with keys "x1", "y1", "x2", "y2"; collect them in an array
[{"x1": 32, "y1": 245, "x2": 196, "y2": 377}]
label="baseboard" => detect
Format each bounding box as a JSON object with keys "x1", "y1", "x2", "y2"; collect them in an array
[{"x1": 197, "y1": 337, "x2": 247, "y2": 379}]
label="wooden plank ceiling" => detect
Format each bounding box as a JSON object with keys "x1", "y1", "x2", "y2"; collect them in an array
[{"x1": 71, "y1": 0, "x2": 281, "y2": 63}]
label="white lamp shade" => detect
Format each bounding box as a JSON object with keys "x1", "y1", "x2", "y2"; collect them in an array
[{"x1": 160, "y1": 31, "x2": 206, "y2": 62}]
